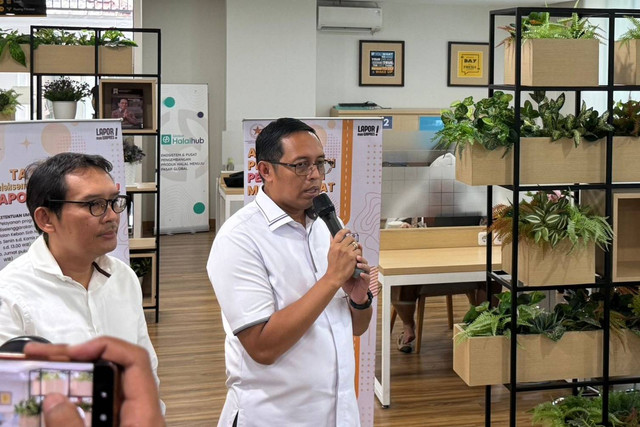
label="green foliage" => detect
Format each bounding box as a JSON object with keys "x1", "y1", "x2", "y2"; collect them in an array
[
  {"x1": 0, "y1": 88, "x2": 21, "y2": 115},
  {"x1": 499, "y1": 2, "x2": 602, "y2": 47},
  {"x1": 0, "y1": 28, "x2": 29, "y2": 66},
  {"x1": 42, "y1": 77, "x2": 91, "y2": 102},
  {"x1": 123, "y1": 137, "x2": 146, "y2": 163},
  {"x1": 521, "y1": 91, "x2": 613, "y2": 147},
  {"x1": 130, "y1": 257, "x2": 152, "y2": 277},
  {"x1": 14, "y1": 397, "x2": 41, "y2": 416},
  {"x1": 73, "y1": 371, "x2": 93, "y2": 382},
  {"x1": 531, "y1": 390, "x2": 640, "y2": 426},
  {"x1": 618, "y1": 16, "x2": 640, "y2": 43},
  {"x1": 613, "y1": 99, "x2": 640, "y2": 137},
  {"x1": 433, "y1": 91, "x2": 517, "y2": 155},
  {"x1": 77, "y1": 401, "x2": 92, "y2": 412},
  {"x1": 32, "y1": 28, "x2": 137, "y2": 47},
  {"x1": 489, "y1": 190, "x2": 613, "y2": 252}
]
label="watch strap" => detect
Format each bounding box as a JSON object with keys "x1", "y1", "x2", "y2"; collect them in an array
[{"x1": 349, "y1": 289, "x2": 373, "y2": 310}]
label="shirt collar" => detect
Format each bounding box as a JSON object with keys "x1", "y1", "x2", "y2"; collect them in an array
[
  {"x1": 28, "y1": 234, "x2": 112, "y2": 279},
  {"x1": 255, "y1": 187, "x2": 317, "y2": 232}
]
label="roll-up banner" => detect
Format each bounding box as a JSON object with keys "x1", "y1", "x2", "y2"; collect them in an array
[
  {"x1": 159, "y1": 84, "x2": 209, "y2": 234},
  {"x1": 243, "y1": 118, "x2": 383, "y2": 426},
  {"x1": 0, "y1": 119, "x2": 127, "y2": 270}
]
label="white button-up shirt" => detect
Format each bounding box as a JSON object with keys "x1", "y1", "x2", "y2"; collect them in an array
[
  {"x1": 0, "y1": 235, "x2": 159, "y2": 384},
  {"x1": 207, "y1": 188, "x2": 360, "y2": 427}
]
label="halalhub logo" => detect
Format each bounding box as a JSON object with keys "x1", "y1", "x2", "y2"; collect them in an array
[{"x1": 161, "y1": 134, "x2": 205, "y2": 145}]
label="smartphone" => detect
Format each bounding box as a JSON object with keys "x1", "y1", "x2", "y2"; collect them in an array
[{"x1": 0, "y1": 352, "x2": 121, "y2": 427}]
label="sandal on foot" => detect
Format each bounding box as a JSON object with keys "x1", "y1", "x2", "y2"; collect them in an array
[{"x1": 397, "y1": 333, "x2": 414, "y2": 353}]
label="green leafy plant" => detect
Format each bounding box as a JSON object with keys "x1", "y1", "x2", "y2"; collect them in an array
[
  {"x1": 531, "y1": 390, "x2": 640, "y2": 426},
  {"x1": 618, "y1": 16, "x2": 640, "y2": 43},
  {"x1": 14, "y1": 397, "x2": 41, "y2": 416},
  {"x1": 613, "y1": 99, "x2": 640, "y2": 137},
  {"x1": 72, "y1": 371, "x2": 93, "y2": 382},
  {"x1": 0, "y1": 28, "x2": 29, "y2": 66},
  {"x1": 433, "y1": 91, "x2": 517, "y2": 156},
  {"x1": 489, "y1": 190, "x2": 613, "y2": 252},
  {"x1": 0, "y1": 88, "x2": 21, "y2": 115},
  {"x1": 130, "y1": 257, "x2": 152, "y2": 278},
  {"x1": 499, "y1": 1, "x2": 602, "y2": 47},
  {"x1": 77, "y1": 401, "x2": 92, "y2": 412},
  {"x1": 123, "y1": 138, "x2": 146, "y2": 163},
  {"x1": 42, "y1": 77, "x2": 91, "y2": 102},
  {"x1": 521, "y1": 91, "x2": 613, "y2": 147},
  {"x1": 32, "y1": 28, "x2": 137, "y2": 47}
]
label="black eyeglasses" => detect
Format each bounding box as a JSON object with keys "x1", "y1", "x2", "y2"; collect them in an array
[
  {"x1": 48, "y1": 195, "x2": 128, "y2": 217},
  {"x1": 271, "y1": 159, "x2": 335, "y2": 176}
]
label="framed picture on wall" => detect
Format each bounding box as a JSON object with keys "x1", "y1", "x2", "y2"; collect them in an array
[
  {"x1": 0, "y1": 392, "x2": 11, "y2": 405},
  {"x1": 359, "y1": 40, "x2": 405, "y2": 86},
  {"x1": 447, "y1": 41, "x2": 489, "y2": 87}
]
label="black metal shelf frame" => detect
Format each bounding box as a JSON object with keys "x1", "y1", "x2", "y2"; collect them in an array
[
  {"x1": 484, "y1": 7, "x2": 640, "y2": 426},
  {"x1": 28, "y1": 25, "x2": 162, "y2": 323}
]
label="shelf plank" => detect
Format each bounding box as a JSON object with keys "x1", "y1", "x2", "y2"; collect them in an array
[
  {"x1": 129, "y1": 237, "x2": 156, "y2": 251},
  {"x1": 126, "y1": 182, "x2": 157, "y2": 193}
]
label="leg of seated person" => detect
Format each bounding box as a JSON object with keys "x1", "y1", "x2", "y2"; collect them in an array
[{"x1": 391, "y1": 286, "x2": 420, "y2": 348}]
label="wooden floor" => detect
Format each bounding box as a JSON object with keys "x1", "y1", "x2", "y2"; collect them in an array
[{"x1": 147, "y1": 231, "x2": 565, "y2": 426}]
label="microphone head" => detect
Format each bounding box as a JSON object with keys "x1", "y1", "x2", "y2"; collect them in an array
[{"x1": 312, "y1": 193, "x2": 335, "y2": 218}]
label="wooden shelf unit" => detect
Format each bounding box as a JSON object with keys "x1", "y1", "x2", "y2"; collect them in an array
[
  {"x1": 99, "y1": 78, "x2": 158, "y2": 133},
  {"x1": 613, "y1": 193, "x2": 640, "y2": 282},
  {"x1": 130, "y1": 252, "x2": 157, "y2": 307}
]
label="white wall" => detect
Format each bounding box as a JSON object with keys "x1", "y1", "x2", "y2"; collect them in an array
[
  {"x1": 316, "y1": 3, "x2": 501, "y2": 115},
  {"x1": 223, "y1": 0, "x2": 317, "y2": 167},
  {"x1": 142, "y1": 0, "x2": 226, "y2": 222}
]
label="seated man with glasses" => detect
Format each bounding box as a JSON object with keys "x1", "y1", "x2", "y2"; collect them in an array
[
  {"x1": 0, "y1": 152, "x2": 161, "y2": 391},
  {"x1": 208, "y1": 118, "x2": 371, "y2": 426}
]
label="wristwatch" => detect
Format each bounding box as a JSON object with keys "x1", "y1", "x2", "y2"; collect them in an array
[{"x1": 349, "y1": 290, "x2": 373, "y2": 310}]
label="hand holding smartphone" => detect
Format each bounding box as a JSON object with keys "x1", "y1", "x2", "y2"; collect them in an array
[{"x1": 0, "y1": 336, "x2": 164, "y2": 427}]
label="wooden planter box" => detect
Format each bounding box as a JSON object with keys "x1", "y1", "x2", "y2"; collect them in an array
[
  {"x1": 501, "y1": 240, "x2": 595, "y2": 287},
  {"x1": 615, "y1": 40, "x2": 640, "y2": 85},
  {"x1": 504, "y1": 39, "x2": 599, "y2": 86},
  {"x1": 612, "y1": 136, "x2": 640, "y2": 182},
  {"x1": 454, "y1": 326, "x2": 640, "y2": 386},
  {"x1": 453, "y1": 325, "x2": 602, "y2": 386},
  {"x1": 0, "y1": 44, "x2": 133, "y2": 74},
  {"x1": 456, "y1": 137, "x2": 605, "y2": 186}
]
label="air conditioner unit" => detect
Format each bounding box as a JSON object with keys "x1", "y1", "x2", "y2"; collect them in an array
[{"x1": 317, "y1": 6, "x2": 382, "y2": 33}]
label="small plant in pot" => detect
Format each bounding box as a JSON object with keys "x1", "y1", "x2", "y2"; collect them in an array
[
  {"x1": 130, "y1": 257, "x2": 152, "y2": 284},
  {"x1": 14, "y1": 397, "x2": 41, "y2": 427},
  {"x1": 0, "y1": 88, "x2": 21, "y2": 120},
  {"x1": 42, "y1": 76, "x2": 91, "y2": 119},
  {"x1": 123, "y1": 137, "x2": 145, "y2": 184}
]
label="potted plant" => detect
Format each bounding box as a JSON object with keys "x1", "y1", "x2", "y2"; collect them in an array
[
  {"x1": 615, "y1": 16, "x2": 640, "y2": 85},
  {"x1": 14, "y1": 397, "x2": 41, "y2": 427},
  {"x1": 76, "y1": 400, "x2": 93, "y2": 427},
  {"x1": 454, "y1": 289, "x2": 640, "y2": 386},
  {"x1": 531, "y1": 390, "x2": 640, "y2": 426},
  {"x1": 0, "y1": 27, "x2": 136, "y2": 74},
  {"x1": 0, "y1": 88, "x2": 21, "y2": 121},
  {"x1": 39, "y1": 370, "x2": 68, "y2": 394},
  {"x1": 501, "y1": 5, "x2": 602, "y2": 86},
  {"x1": 433, "y1": 91, "x2": 612, "y2": 185},
  {"x1": 130, "y1": 256, "x2": 152, "y2": 285},
  {"x1": 42, "y1": 76, "x2": 91, "y2": 119},
  {"x1": 490, "y1": 190, "x2": 613, "y2": 286},
  {"x1": 123, "y1": 137, "x2": 145, "y2": 184},
  {"x1": 610, "y1": 98, "x2": 640, "y2": 182}
]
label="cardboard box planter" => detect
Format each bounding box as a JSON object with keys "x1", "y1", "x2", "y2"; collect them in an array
[
  {"x1": 0, "y1": 44, "x2": 133, "y2": 74},
  {"x1": 615, "y1": 40, "x2": 640, "y2": 85},
  {"x1": 504, "y1": 39, "x2": 599, "y2": 86},
  {"x1": 501, "y1": 241, "x2": 595, "y2": 287},
  {"x1": 454, "y1": 326, "x2": 640, "y2": 387},
  {"x1": 453, "y1": 325, "x2": 602, "y2": 386},
  {"x1": 456, "y1": 137, "x2": 606, "y2": 186}
]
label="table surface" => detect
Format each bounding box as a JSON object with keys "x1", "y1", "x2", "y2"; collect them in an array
[{"x1": 379, "y1": 246, "x2": 502, "y2": 276}]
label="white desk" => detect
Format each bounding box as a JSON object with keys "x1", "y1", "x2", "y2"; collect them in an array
[
  {"x1": 216, "y1": 176, "x2": 243, "y2": 233},
  {"x1": 375, "y1": 240, "x2": 501, "y2": 407}
]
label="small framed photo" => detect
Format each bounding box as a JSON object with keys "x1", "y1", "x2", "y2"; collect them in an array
[
  {"x1": 359, "y1": 40, "x2": 404, "y2": 86},
  {"x1": 447, "y1": 41, "x2": 489, "y2": 87},
  {"x1": 0, "y1": 391, "x2": 11, "y2": 405}
]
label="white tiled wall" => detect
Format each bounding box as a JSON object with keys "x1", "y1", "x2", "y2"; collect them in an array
[{"x1": 381, "y1": 154, "x2": 506, "y2": 220}]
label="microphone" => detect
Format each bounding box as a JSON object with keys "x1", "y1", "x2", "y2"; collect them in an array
[{"x1": 312, "y1": 193, "x2": 364, "y2": 279}]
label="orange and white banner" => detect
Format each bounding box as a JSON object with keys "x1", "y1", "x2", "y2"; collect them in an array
[{"x1": 243, "y1": 118, "x2": 383, "y2": 426}]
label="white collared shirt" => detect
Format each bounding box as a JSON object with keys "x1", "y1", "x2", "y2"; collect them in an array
[
  {"x1": 207, "y1": 188, "x2": 360, "y2": 427},
  {"x1": 0, "y1": 235, "x2": 159, "y2": 385}
]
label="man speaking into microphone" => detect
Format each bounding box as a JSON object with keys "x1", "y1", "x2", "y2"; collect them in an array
[{"x1": 207, "y1": 117, "x2": 371, "y2": 427}]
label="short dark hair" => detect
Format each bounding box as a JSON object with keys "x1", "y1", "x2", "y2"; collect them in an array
[
  {"x1": 255, "y1": 118, "x2": 318, "y2": 164},
  {"x1": 26, "y1": 153, "x2": 113, "y2": 234}
]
